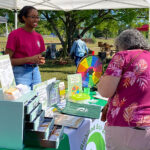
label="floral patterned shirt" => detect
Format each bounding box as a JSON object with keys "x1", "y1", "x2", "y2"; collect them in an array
[{"x1": 105, "y1": 49, "x2": 150, "y2": 127}]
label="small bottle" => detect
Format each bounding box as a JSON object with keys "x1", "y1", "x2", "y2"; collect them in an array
[{"x1": 59, "y1": 82, "x2": 66, "y2": 100}]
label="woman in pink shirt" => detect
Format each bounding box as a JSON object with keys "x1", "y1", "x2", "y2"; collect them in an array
[
  {"x1": 98, "y1": 29, "x2": 150, "y2": 150},
  {"x1": 5, "y1": 6, "x2": 45, "y2": 89}
]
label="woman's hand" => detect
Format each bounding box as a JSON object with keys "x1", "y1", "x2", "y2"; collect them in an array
[
  {"x1": 5, "y1": 49, "x2": 45, "y2": 65},
  {"x1": 38, "y1": 55, "x2": 45, "y2": 65},
  {"x1": 30, "y1": 54, "x2": 41, "y2": 64},
  {"x1": 29, "y1": 55, "x2": 45, "y2": 64}
]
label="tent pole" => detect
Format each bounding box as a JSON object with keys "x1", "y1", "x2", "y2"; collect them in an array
[
  {"x1": 5, "y1": 22, "x2": 8, "y2": 37},
  {"x1": 14, "y1": 10, "x2": 18, "y2": 29}
]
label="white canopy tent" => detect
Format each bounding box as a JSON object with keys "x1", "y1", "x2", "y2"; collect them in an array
[
  {"x1": 0, "y1": 0, "x2": 150, "y2": 11},
  {"x1": 0, "y1": 16, "x2": 8, "y2": 36},
  {"x1": 0, "y1": 0, "x2": 150, "y2": 29}
]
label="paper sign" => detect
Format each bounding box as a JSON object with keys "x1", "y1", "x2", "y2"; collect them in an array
[
  {"x1": 48, "y1": 80, "x2": 60, "y2": 107},
  {"x1": 0, "y1": 55, "x2": 16, "y2": 92},
  {"x1": 67, "y1": 74, "x2": 82, "y2": 97},
  {"x1": 33, "y1": 78, "x2": 57, "y2": 110}
]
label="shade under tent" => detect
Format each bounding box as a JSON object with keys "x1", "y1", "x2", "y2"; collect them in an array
[{"x1": 0, "y1": 0, "x2": 150, "y2": 31}]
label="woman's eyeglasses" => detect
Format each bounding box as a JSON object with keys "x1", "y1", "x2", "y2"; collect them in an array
[{"x1": 27, "y1": 16, "x2": 40, "y2": 20}]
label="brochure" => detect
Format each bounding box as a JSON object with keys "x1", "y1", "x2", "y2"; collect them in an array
[
  {"x1": 33, "y1": 78, "x2": 56, "y2": 110},
  {"x1": 67, "y1": 74, "x2": 82, "y2": 97},
  {"x1": 0, "y1": 55, "x2": 16, "y2": 92},
  {"x1": 48, "y1": 80, "x2": 60, "y2": 107},
  {"x1": 92, "y1": 91, "x2": 108, "y2": 101},
  {"x1": 54, "y1": 113, "x2": 84, "y2": 128}
]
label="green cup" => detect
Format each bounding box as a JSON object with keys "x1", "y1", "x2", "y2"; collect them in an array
[{"x1": 84, "y1": 87, "x2": 90, "y2": 94}]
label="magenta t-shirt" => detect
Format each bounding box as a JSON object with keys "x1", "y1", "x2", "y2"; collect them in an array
[
  {"x1": 105, "y1": 49, "x2": 150, "y2": 127},
  {"x1": 6, "y1": 28, "x2": 45, "y2": 58}
]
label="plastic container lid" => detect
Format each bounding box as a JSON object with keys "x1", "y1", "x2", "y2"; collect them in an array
[{"x1": 71, "y1": 93, "x2": 90, "y2": 101}]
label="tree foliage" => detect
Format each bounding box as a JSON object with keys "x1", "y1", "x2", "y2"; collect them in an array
[
  {"x1": 0, "y1": 9, "x2": 16, "y2": 32},
  {"x1": 40, "y1": 9, "x2": 115, "y2": 55},
  {"x1": 40, "y1": 8, "x2": 148, "y2": 56},
  {"x1": 0, "y1": 8, "x2": 148, "y2": 57},
  {"x1": 94, "y1": 8, "x2": 148, "y2": 38}
]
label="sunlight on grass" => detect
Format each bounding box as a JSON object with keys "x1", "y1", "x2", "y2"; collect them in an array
[
  {"x1": 0, "y1": 36, "x2": 115, "y2": 52},
  {"x1": 0, "y1": 36, "x2": 7, "y2": 51},
  {"x1": 0, "y1": 36, "x2": 114, "y2": 88},
  {"x1": 39, "y1": 59, "x2": 76, "y2": 88}
]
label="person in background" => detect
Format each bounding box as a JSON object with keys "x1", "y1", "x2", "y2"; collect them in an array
[
  {"x1": 97, "y1": 29, "x2": 150, "y2": 150},
  {"x1": 5, "y1": 6, "x2": 45, "y2": 90},
  {"x1": 70, "y1": 35, "x2": 88, "y2": 67}
]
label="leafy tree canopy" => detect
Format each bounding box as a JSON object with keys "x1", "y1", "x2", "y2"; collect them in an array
[{"x1": 0, "y1": 8, "x2": 148, "y2": 56}]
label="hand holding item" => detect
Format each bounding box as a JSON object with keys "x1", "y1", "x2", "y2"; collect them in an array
[
  {"x1": 38, "y1": 55, "x2": 45, "y2": 64},
  {"x1": 29, "y1": 54, "x2": 45, "y2": 64},
  {"x1": 30, "y1": 54, "x2": 41, "y2": 64}
]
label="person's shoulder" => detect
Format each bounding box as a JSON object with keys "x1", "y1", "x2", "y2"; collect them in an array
[
  {"x1": 115, "y1": 49, "x2": 145, "y2": 60},
  {"x1": 34, "y1": 31, "x2": 41, "y2": 36},
  {"x1": 33, "y1": 31, "x2": 43, "y2": 38},
  {"x1": 122, "y1": 49, "x2": 144, "y2": 56},
  {"x1": 8, "y1": 28, "x2": 23, "y2": 39},
  {"x1": 76, "y1": 39, "x2": 80, "y2": 42},
  {"x1": 112, "y1": 50, "x2": 127, "y2": 60},
  {"x1": 9, "y1": 28, "x2": 22, "y2": 35},
  {"x1": 80, "y1": 39, "x2": 84, "y2": 42},
  {"x1": 73, "y1": 40, "x2": 78, "y2": 45},
  {"x1": 81, "y1": 39, "x2": 86, "y2": 44},
  {"x1": 77, "y1": 39, "x2": 84, "y2": 44},
  {"x1": 115, "y1": 50, "x2": 132, "y2": 56}
]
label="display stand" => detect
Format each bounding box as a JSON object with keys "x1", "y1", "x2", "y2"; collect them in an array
[
  {"x1": 0, "y1": 55, "x2": 64, "y2": 150},
  {"x1": 0, "y1": 89, "x2": 39, "y2": 150},
  {"x1": 0, "y1": 89, "x2": 24, "y2": 149}
]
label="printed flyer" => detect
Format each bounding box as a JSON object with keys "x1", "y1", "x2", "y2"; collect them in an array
[
  {"x1": 33, "y1": 78, "x2": 56, "y2": 110},
  {"x1": 67, "y1": 74, "x2": 82, "y2": 97},
  {"x1": 0, "y1": 55, "x2": 16, "y2": 92},
  {"x1": 54, "y1": 113, "x2": 84, "y2": 128}
]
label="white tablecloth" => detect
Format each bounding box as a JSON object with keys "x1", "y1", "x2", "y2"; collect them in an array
[{"x1": 64, "y1": 118, "x2": 106, "y2": 150}]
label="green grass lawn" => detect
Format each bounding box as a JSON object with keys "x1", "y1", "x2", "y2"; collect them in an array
[
  {"x1": 0, "y1": 36, "x2": 115, "y2": 53},
  {"x1": 39, "y1": 58, "x2": 76, "y2": 88},
  {"x1": 0, "y1": 36, "x2": 114, "y2": 88}
]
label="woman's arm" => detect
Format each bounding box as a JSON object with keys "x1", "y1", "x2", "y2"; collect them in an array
[
  {"x1": 97, "y1": 75, "x2": 121, "y2": 98},
  {"x1": 5, "y1": 49, "x2": 42, "y2": 66}
]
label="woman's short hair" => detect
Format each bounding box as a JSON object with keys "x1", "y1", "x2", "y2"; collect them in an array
[
  {"x1": 115, "y1": 29, "x2": 149, "y2": 51},
  {"x1": 18, "y1": 6, "x2": 37, "y2": 23}
]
